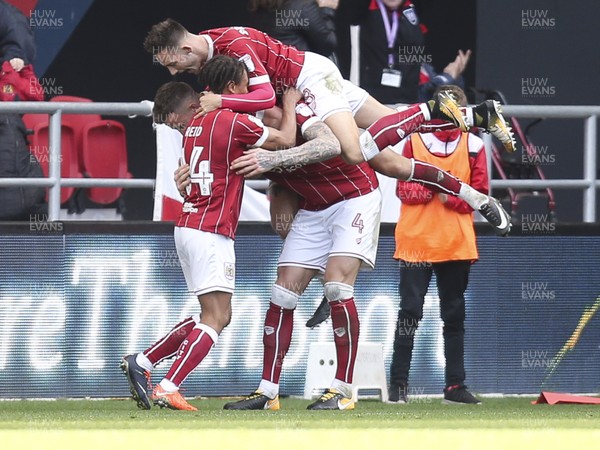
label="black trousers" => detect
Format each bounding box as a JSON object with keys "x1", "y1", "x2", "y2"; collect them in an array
[{"x1": 389, "y1": 260, "x2": 471, "y2": 388}]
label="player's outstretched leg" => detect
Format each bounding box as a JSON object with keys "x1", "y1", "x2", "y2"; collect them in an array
[
  {"x1": 478, "y1": 197, "x2": 512, "y2": 236},
  {"x1": 120, "y1": 354, "x2": 152, "y2": 410},
  {"x1": 360, "y1": 91, "x2": 468, "y2": 160},
  {"x1": 428, "y1": 90, "x2": 469, "y2": 132},
  {"x1": 472, "y1": 100, "x2": 516, "y2": 152},
  {"x1": 410, "y1": 159, "x2": 511, "y2": 236}
]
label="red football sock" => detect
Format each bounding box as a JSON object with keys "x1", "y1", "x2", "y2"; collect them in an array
[
  {"x1": 262, "y1": 302, "x2": 294, "y2": 384},
  {"x1": 411, "y1": 159, "x2": 462, "y2": 195},
  {"x1": 330, "y1": 298, "x2": 360, "y2": 384},
  {"x1": 366, "y1": 104, "x2": 427, "y2": 151},
  {"x1": 165, "y1": 323, "x2": 218, "y2": 387},
  {"x1": 143, "y1": 316, "x2": 196, "y2": 365}
]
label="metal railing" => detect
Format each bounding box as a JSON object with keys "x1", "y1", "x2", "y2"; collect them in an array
[
  {"x1": 0, "y1": 102, "x2": 598, "y2": 221},
  {"x1": 0, "y1": 101, "x2": 154, "y2": 220},
  {"x1": 493, "y1": 105, "x2": 600, "y2": 222}
]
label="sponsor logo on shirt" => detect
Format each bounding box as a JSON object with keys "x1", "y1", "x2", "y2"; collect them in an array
[{"x1": 182, "y1": 202, "x2": 198, "y2": 213}]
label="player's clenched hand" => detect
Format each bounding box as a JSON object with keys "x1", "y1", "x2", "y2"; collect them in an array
[
  {"x1": 231, "y1": 148, "x2": 278, "y2": 178},
  {"x1": 9, "y1": 58, "x2": 24, "y2": 72},
  {"x1": 282, "y1": 87, "x2": 303, "y2": 107},
  {"x1": 194, "y1": 91, "x2": 222, "y2": 118},
  {"x1": 174, "y1": 163, "x2": 191, "y2": 197}
]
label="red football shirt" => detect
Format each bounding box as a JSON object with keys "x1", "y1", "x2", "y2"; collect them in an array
[
  {"x1": 176, "y1": 108, "x2": 268, "y2": 238},
  {"x1": 268, "y1": 158, "x2": 379, "y2": 211},
  {"x1": 267, "y1": 103, "x2": 379, "y2": 211},
  {"x1": 200, "y1": 27, "x2": 305, "y2": 112}
]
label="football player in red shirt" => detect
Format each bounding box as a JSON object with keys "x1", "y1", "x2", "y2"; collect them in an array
[
  {"x1": 121, "y1": 56, "x2": 341, "y2": 411},
  {"x1": 225, "y1": 111, "x2": 383, "y2": 411},
  {"x1": 164, "y1": 57, "x2": 381, "y2": 410},
  {"x1": 144, "y1": 19, "x2": 513, "y2": 236},
  {"x1": 168, "y1": 81, "x2": 381, "y2": 411}
]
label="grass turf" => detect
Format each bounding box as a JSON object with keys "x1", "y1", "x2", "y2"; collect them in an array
[{"x1": 0, "y1": 397, "x2": 599, "y2": 449}]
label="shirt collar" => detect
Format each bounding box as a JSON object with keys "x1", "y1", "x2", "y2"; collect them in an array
[{"x1": 202, "y1": 34, "x2": 214, "y2": 61}]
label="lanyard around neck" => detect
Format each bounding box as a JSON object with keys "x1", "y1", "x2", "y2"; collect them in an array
[{"x1": 376, "y1": 0, "x2": 399, "y2": 66}]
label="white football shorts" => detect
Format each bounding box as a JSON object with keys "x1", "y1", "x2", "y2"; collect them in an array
[
  {"x1": 297, "y1": 52, "x2": 366, "y2": 121},
  {"x1": 174, "y1": 226, "x2": 236, "y2": 296},
  {"x1": 278, "y1": 189, "x2": 382, "y2": 271}
]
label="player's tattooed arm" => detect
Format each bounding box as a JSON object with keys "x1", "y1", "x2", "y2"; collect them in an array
[
  {"x1": 230, "y1": 121, "x2": 341, "y2": 177},
  {"x1": 260, "y1": 88, "x2": 303, "y2": 150}
]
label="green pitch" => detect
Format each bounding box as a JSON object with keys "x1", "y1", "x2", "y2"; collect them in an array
[{"x1": 1, "y1": 397, "x2": 599, "y2": 450}]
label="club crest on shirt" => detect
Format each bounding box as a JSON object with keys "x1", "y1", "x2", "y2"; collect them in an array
[
  {"x1": 224, "y1": 262, "x2": 235, "y2": 280},
  {"x1": 264, "y1": 326, "x2": 275, "y2": 335},
  {"x1": 403, "y1": 7, "x2": 419, "y2": 25},
  {"x1": 238, "y1": 54, "x2": 255, "y2": 72}
]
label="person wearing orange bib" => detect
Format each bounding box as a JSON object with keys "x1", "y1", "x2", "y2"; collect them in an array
[{"x1": 388, "y1": 86, "x2": 484, "y2": 405}]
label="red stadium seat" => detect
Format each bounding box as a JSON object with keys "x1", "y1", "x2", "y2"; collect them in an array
[
  {"x1": 50, "y1": 95, "x2": 132, "y2": 206},
  {"x1": 50, "y1": 96, "x2": 98, "y2": 174},
  {"x1": 81, "y1": 120, "x2": 132, "y2": 204},
  {"x1": 25, "y1": 120, "x2": 81, "y2": 204}
]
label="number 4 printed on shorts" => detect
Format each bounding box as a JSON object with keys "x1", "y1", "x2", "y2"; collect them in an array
[{"x1": 352, "y1": 213, "x2": 364, "y2": 234}]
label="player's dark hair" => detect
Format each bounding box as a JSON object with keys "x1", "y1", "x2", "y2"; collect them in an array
[
  {"x1": 248, "y1": 0, "x2": 284, "y2": 12},
  {"x1": 197, "y1": 55, "x2": 248, "y2": 95},
  {"x1": 152, "y1": 81, "x2": 197, "y2": 124},
  {"x1": 144, "y1": 18, "x2": 188, "y2": 54},
  {"x1": 434, "y1": 84, "x2": 468, "y2": 107}
]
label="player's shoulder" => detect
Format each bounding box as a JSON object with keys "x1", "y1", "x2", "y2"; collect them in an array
[
  {"x1": 234, "y1": 111, "x2": 265, "y2": 128},
  {"x1": 204, "y1": 26, "x2": 262, "y2": 42}
]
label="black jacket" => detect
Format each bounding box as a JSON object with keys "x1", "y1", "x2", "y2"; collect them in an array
[
  {"x1": 0, "y1": 114, "x2": 46, "y2": 220},
  {"x1": 0, "y1": 0, "x2": 35, "y2": 64},
  {"x1": 250, "y1": 0, "x2": 337, "y2": 57},
  {"x1": 354, "y1": 1, "x2": 424, "y2": 104}
]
